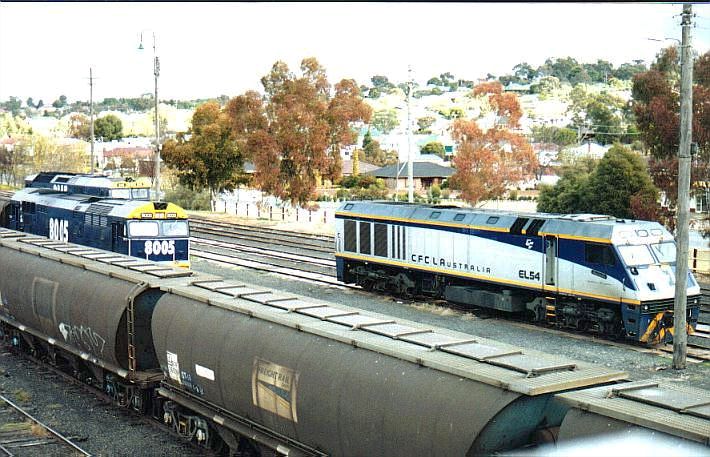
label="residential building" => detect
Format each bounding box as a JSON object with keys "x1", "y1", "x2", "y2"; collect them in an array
[{"x1": 365, "y1": 161, "x2": 454, "y2": 192}]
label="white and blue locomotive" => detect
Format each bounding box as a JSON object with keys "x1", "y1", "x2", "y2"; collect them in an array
[
  {"x1": 1, "y1": 171, "x2": 190, "y2": 268},
  {"x1": 335, "y1": 201, "x2": 701, "y2": 344}
]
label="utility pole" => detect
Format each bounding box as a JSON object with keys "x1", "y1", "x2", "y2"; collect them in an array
[
  {"x1": 139, "y1": 32, "x2": 161, "y2": 201},
  {"x1": 89, "y1": 67, "x2": 95, "y2": 174},
  {"x1": 673, "y1": 3, "x2": 693, "y2": 370},
  {"x1": 406, "y1": 65, "x2": 414, "y2": 203},
  {"x1": 153, "y1": 47, "x2": 161, "y2": 201}
]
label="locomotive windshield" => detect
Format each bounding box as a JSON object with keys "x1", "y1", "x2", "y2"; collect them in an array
[
  {"x1": 162, "y1": 220, "x2": 189, "y2": 236},
  {"x1": 127, "y1": 220, "x2": 188, "y2": 237},
  {"x1": 128, "y1": 220, "x2": 159, "y2": 237},
  {"x1": 111, "y1": 189, "x2": 132, "y2": 199},
  {"x1": 650, "y1": 241, "x2": 676, "y2": 263},
  {"x1": 109, "y1": 188, "x2": 150, "y2": 200},
  {"x1": 617, "y1": 244, "x2": 655, "y2": 267}
]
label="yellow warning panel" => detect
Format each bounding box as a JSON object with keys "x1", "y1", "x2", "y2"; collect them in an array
[{"x1": 252, "y1": 357, "x2": 298, "y2": 422}]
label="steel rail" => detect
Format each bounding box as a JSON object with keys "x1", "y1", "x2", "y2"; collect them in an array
[{"x1": 0, "y1": 393, "x2": 92, "y2": 456}]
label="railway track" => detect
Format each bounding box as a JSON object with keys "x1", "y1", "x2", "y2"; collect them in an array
[
  {"x1": 189, "y1": 216, "x2": 334, "y2": 258},
  {"x1": 189, "y1": 218, "x2": 710, "y2": 358},
  {"x1": 2, "y1": 190, "x2": 710, "y2": 355},
  {"x1": 0, "y1": 393, "x2": 91, "y2": 456}
]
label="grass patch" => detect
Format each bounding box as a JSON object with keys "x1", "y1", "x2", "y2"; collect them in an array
[
  {"x1": 410, "y1": 301, "x2": 460, "y2": 317},
  {"x1": 13, "y1": 389, "x2": 31, "y2": 403},
  {"x1": 0, "y1": 421, "x2": 31, "y2": 432},
  {"x1": 30, "y1": 422, "x2": 50, "y2": 437}
]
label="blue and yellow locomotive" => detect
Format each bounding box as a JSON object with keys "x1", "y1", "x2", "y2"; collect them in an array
[
  {"x1": 335, "y1": 201, "x2": 701, "y2": 344},
  {"x1": 2, "y1": 172, "x2": 190, "y2": 268}
]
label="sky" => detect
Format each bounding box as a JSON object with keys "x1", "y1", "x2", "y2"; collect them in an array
[{"x1": 1, "y1": 2, "x2": 709, "y2": 104}]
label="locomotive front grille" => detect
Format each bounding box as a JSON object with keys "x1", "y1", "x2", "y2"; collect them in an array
[{"x1": 640, "y1": 296, "x2": 700, "y2": 314}]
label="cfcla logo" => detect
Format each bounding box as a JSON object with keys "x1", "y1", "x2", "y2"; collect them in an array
[{"x1": 525, "y1": 239, "x2": 534, "y2": 250}]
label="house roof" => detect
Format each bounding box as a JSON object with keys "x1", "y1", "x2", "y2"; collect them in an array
[
  {"x1": 104, "y1": 147, "x2": 153, "y2": 158},
  {"x1": 365, "y1": 161, "x2": 454, "y2": 179},
  {"x1": 342, "y1": 159, "x2": 379, "y2": 175}
]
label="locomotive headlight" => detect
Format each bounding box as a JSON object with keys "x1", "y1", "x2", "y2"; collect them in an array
[{"x1": 643, "y1": 305, "x2": 649, "y2": 311}]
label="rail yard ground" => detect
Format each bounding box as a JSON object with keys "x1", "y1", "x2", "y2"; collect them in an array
[
  {"x1": 189, "y1": 211, "x2": 710, "y2": 391},
  {"x1": 0, "y1": 351, "x2": 204, "y2": 456}
]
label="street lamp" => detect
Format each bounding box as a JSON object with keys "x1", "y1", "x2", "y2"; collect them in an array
[{"x1": 138, "y1": 31, "x2": 161, "y2": 201}]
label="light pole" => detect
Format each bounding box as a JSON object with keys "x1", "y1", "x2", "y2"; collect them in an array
[{"x1": 138, "y1": 31, "x2": 161, "y2": 201}]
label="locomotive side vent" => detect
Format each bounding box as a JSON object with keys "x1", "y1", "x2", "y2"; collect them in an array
[{"x1": 510, "y1": 217, "x2": 529, "y2": 235}]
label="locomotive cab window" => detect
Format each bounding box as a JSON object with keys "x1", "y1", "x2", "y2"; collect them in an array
[
  {"x1": 132, "y1": 189, "x2": 150, "y2": 200},
  {"x1": 343, "y1": 203, "x2": 354, "y2": 210},
  {"x1": 127, "y1": 220, "x2": 159, "y2": 237},
  {"x1": 162, "y1": 220, "x2": 189, "y2": 236},
  {"x1": 111, "y1": 189, "x2": 131, "y2": 199},
  {"x1": 585, "y1": 243, "x2": 616, "y2": 266}
]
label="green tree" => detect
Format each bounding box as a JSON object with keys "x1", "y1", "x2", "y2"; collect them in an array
[
  {"x1": 530, "y1": 76, "x2": 561, "y2": 97},
  {"x1": 162, "y1": 102, "x2": 248, "y2": 206},
  {"x1": 538, "y1": 144, "x2": 658, "y2": 219},
  {"x1": 370, "y1": 75, "x2": 394, "y2": 91},
  {"x1": 52, "y1": 94, "x2": 68, "y2": 109},
  {"x1": 371, "y1": 109, "x2": 399, "y2": 134},
  {"x1": 513, "y1": 62, "x2": 537, "y2": 82},
  {"x1": 26, "y1": 97, "x2": 34, "y2": 109},
  {"x1": 417, "y1": 116, "x2": 436, "y2": 133},
  {"x1": 94, "y1": 114, "x2": 123, "y2": 141},
  {"x1": 362, "y1": 137, "x2": 396, "y2": 166},
  {"x1": 420, "y1": 141, "x2": 445, "y2": 158},
  {"x1": 1, "y1": 97, "x2": 22, "y2": 116},
  {"x1": 586, "y1": 145, "x2": 657, "y2": 218},
  {"x1": 362, "y1": 130, "x2": 373, "y2": 149},
  {"x1": 531, "y1": 125, "x2": 577, "y2": 147}
]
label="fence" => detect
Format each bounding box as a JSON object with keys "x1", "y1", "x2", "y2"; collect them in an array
[
  {"x1": 691, "y1": 248, "x2": 710, "y2": 275},
  {"x1": 213, "y1": 199, "x2": 336, "y2": 225}
]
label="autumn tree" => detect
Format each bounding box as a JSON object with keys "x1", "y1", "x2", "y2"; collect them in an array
[
  {"x1": 471, "y1": 81, "x2": 522, "y2": 127},
  {"x1": 417, "y1": 116, "x2": 436, "y2": 133},
  {"x1": 67, "y1": 113, "x2": 90, "y2": 140},
  {"x1": 420, "y1": 141, "x2": 445, "y2": 158},
  {"x1": 228, "y1": 58, "x2": 371, "y2": 206},
  {"x1": 449, "y1": 82, "x2": 536, "y2": 205},
  {"x1": 161, "y1": 101, "x2": 248, "y2": 207},
  {"x1": 0, "y1": 138, "x2": 30, "y2": 187},
  {"x1": 30, "y1": 134, "x2": 87, "y2": 173},
  {"x1": 632, "y1": 47, "x2": 710, "y2": 228},
  {"x1": 371, "y1": 109, "x2": 399, "y2": 134}
]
